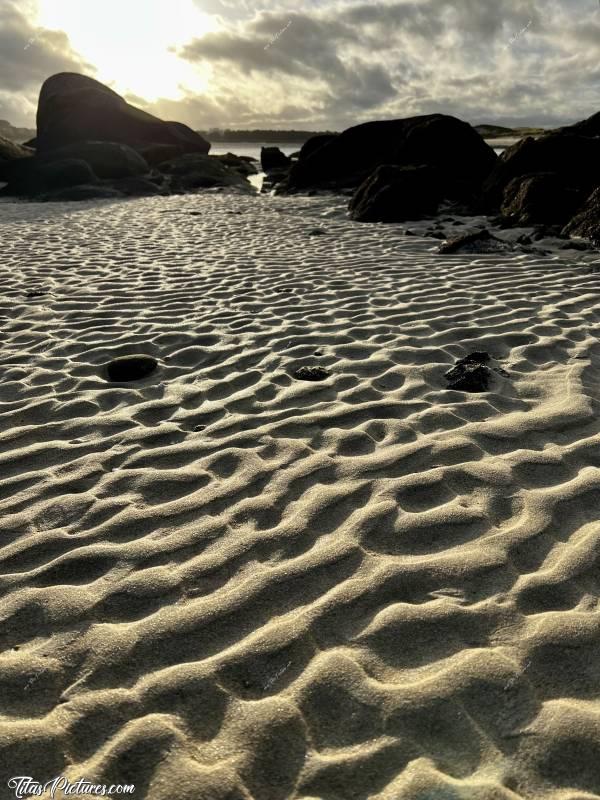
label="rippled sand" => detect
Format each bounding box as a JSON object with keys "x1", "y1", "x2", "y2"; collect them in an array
[{"x1": 1, "y1": 193, "x2": 600, "y2": 800}]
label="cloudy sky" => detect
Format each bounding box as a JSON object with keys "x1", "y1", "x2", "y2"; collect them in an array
[{"x1": 2, "y1": 0, "x2": 599, "y2": 131}]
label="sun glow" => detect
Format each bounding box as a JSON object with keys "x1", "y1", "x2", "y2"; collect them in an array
[{"x1": 35, "y1": 0, "x2": 217, "y2": 102}]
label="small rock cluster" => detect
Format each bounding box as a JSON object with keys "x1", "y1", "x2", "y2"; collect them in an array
[{"x1": 445, "y1": 352, "x2": 509, "y2": 392}]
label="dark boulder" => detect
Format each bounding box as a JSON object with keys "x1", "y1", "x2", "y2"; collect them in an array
[
  {"x1": 1, "y1": 157, "x2": 97, "y2": 197},
  {"x1": 562, "y1": 188, "x2": 600, "y2": 243},
  {"x1": 108, "y1": 176, "x2": 164, "y2": 196},
  {"x1": 38, "y1": 184, "x2": 125, "y2": 202},
  {"x1": 212, "y1": 152, "x2": 258, "y2": 177},
  {"x1": 39, "y1": 141, "x2": 149, "y2": 179},
  {"x1": 501, "y1": 172, "x2": 586, "y2": 226},
  {"x1": 285, "y1": 114, "x2": 497, "y2": 195},
  {"x1": 36, "y1": 72, "x2": 210, "y2": 155},
  {"x1": 106, "y1": 355, "x2": 158, "y2": 382},
  {"x1": 349, "y1": 164, "x2": 442, "y2": 222},
  {"x1": 298, "y1": 134, "x2": 338, "y2": 161},
  {"x1": 438, "y1": 229, "x2": 514, "y2": 254},
  {"x1": 260, "y1": 146, "x2": 291, "y2": 172},
  {"x1": 134, "y1": 143, "x2": 183, "y2": 166},
  {"x1": 482, "y1": 134, "x2": 600, "y2": 211},
  {"x1": 553, "y1": 110, "x2": 600, "y2": 138},
  {"x1": 158, "y1": 153, "x2": 253, "y2": 192}
]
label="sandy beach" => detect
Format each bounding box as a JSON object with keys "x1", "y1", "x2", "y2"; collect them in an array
[{"x1": 0, "y1": 191, "x2": 599, "y2": 799}]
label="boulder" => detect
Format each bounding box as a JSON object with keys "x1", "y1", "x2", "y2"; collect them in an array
[
  {"x1": 212, "y1": 152, "x2": 258, "y2": 177},
  {"x1": 260, "y1": 146, "x2": 291, "y2": 172},
  {"x1": 438, "y1": 229, "x2": 514, "y2": 254},
  {"x1": 158, "y1": 153, "x2": 253, "y2": 191},
  {"x1": 1, "y1": 157, "x2": 97, "y2": 196},
  {"x1": 108, "y1": 176, "x2": 164, "y2": 196},
  {"x1": 553, "y1": 109, "x2": 600, "y2": 138},
  {"x1": 39, "y1": 141, "x2": 149, "y2": 179},
  {"x1": 482, "y1": 133, "x2": 600, "y2": 211},
  {"x1": 285, "y1": 114, "x2": 497, "y2": 195},
  {"x1": 36, "y1": 72, "x2": 210, "y2": 154},
  {"x1": 501, "y1": 172, "x2": 586, "y2": 226},
  {"x1": 298, "y1": 134, "x2": 338, "y2": 161},
  {"x1": 134, "y1": 143, "x2": 183, "y2": 166},
  {"x1": 349, "y1": 164, "x2": 442, "y2": 222},
  {"x1": 562, "y1": 188, "x2": 600, "y2": 243},
  {"x1": 38, "y1": 184, "x2": 125, "y2": 202}
]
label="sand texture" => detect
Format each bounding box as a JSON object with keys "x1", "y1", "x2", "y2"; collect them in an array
[{"x1": 1, "y1": 194, "x2": 600, "y2": 800}]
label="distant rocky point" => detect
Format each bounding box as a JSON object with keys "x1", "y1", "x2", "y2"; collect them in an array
[
  {"x1": 475, "y1": 124, "x2": 547, "y2": 139},
  {"x1": 0, "y1": 119, "x2": 36, "y2": 143},
  {"x1": 197, "y1": 128, "x2": 339, "y2": 143}
]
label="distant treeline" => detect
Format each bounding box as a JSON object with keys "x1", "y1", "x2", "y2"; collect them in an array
[{"x1": 198, "y1": 129, "x2": 339, "y2": 143}]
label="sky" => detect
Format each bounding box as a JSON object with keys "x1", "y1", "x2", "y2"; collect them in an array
[{"x1": 1, "y1": 0, "x2": 599, "y2": 132}]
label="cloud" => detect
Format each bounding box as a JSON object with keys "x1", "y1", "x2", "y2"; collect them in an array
[
  {"x1": 173, "y1": 0, "x2": 600, "y2": 129},
  {"x1": 0, "y1": 0, "x2": 91, "y2": 125},
  {"x1": 2, "y1": 0, "x2": 599, "y2": 131}
]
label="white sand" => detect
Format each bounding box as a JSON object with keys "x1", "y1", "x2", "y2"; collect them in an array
[{"x1": 0, "y1": 192, "x2": 600, "y2": 800}]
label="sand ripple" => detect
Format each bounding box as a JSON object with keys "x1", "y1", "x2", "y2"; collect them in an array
[{"x1": 1, "y1": 194, "x2": 600, "y2": 799}]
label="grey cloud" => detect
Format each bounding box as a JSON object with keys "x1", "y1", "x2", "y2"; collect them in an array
[
  {"x1": 0, "y1": 0, "x2": 91, "y2": 124},
  {"x1": 3, "y1": 0, "x2": 599, "y2": 131}
]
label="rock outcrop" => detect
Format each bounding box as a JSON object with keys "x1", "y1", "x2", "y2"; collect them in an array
[
  {"x1": 562, "y1": 188, "x2": 600, "y2": 243},
  {"x1": 349, "y1": 165, "x2": 442, "y2": 223},
  {"x1": 36, "y1": 73, "x2": 210, "y2": 155},
  {"x1": 500, "y1": 172, "x2": 586, "y2": 226},
  {"x1": 482, "y1": 133, "x2": 600, "y2": 212},
  {"x1": 284, "y1": 114, "x2": 498, "y2": 197}
]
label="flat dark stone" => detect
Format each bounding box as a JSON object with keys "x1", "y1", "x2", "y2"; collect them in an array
[
  {"x1": 106, "y1": 354, "x2": 158, "y2": 382},
  {"x1": 293, "y1": 366, "x2": 331, "y2": 382},
  {"x1": 445, "y1": 363, "x2": 490, "y2": 392},
  {"x1": 445, "y1": 352, "x2": 494, "y2": 392}
]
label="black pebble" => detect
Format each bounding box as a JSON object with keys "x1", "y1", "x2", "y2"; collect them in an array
[
  {"x1": 106, "y1": 355, "x2": 158, "y2": 382},
  {"x1": 445, "y1": 352, "x2": 493, "y2": 392},
  {"x1": 293, "y1": 366, "x2": 331, "y2": 382}
]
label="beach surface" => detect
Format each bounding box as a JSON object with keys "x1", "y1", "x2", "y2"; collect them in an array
[{"x1": 1, "y1": 193, "x2": 600, "y2": 800}]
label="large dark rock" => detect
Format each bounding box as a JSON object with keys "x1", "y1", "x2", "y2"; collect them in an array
[
  {"x1": 260, "y1": 146, "x2": 291, "y2": 172},
  {"x1": 39, "y1": 141, "x2": 149, "y2": 179},
  {"x1": 158, "y1": 153, "x2": 253, "y2": 192},
  {"x1": 1, "y1": 157, "x2": 97, "y2": 196},
  {"x1": 553, "y1": 110, "x2": 600, "y2": 138},
  {"x1": 38, "y1": 184, "x2": 125, "y2": 202},
  {"x1": 108, "y1": 176, "x2": 164, "y2": 196},
  {"x1": 285, "y1": 114, "x2": 498, "y2": 196},
  {"x1": 482, "y1": 134, "x2": 600, "y2": 211},
  {"x1": 36, "y1": 73, "x2": 210, "y2": 155},
  {"x1": 129, "y1": 142, "x2": 182, "y2": 167},
  {"x1": 298, "y1": 134, "x2": 338, "y2": 161},
  {"x1": 212, "y1": 152, "x2": 258, "y2": 177},
  {"x1": 349, "y1": 164, "x2": 442, "y2": 222},
  {"x1": 501, "y1": 172, "x2": 586, "y2": 226},
  {"x1": 562, "y1": 188, "x2": 600, "y2": 243}
]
